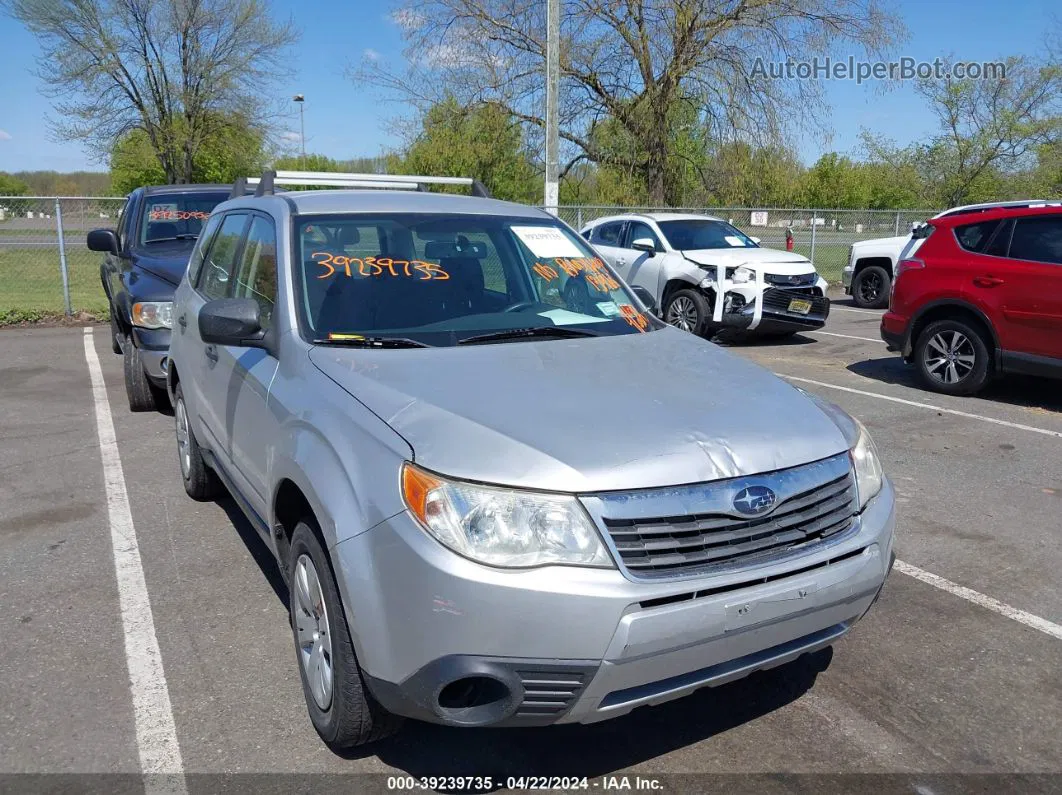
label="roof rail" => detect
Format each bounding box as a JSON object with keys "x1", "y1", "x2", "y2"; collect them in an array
[
  {"x1": 934, "y1": 199, "x2": 1061, "y2": 218},
  {"x1": 243, "y1": 170, "x2": 492, "y2": 197}
]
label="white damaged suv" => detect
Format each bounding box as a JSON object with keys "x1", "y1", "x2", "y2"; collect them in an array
[{"x1": 582, "y1": 213, "x2": 830, "y2": 337}]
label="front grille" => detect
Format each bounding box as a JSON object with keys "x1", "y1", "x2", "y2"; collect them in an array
[
  {"x1": 764, "y1": 272, "x2": 817, "y2": 287},
  {"x1": 595, "y1": 459, "x2": 856, "y2": 579},
  {"x1": 514, "y1": 669, "x2": 588, "y2": 718},
  {"x1": 761, "y1": 288, "x2": 829, "y2": 316}
]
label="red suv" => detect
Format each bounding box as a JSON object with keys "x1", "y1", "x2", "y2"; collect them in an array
[{"x1": 881, "y1": 201, "x2": 1062, "y2": 395}]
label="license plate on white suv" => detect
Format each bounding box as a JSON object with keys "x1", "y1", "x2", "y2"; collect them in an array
[{"x1": 788, "y1": 298, "x2": 813, "y2": 315}]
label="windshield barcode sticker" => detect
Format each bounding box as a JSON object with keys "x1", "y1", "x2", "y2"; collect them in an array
[{"x1": 511, "y1": 226, "x2": 584, "y2": 258}]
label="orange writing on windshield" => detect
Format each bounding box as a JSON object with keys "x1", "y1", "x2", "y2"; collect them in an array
[
  {"x1": 312, "y1": 252, "x2": 450, "y2": 281},
  {"x1": 149, "y1": 210, "x2": 210, "y2": 221},
  {"x1": 619, "y1": 304, "x2": 648, "y2": 332},
  {"x1": 533, "y1": 263, "x2": 559, "y2": 281}
]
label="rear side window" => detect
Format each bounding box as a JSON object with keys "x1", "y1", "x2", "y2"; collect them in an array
[
  {"x1": 954, "y1": 220, "x2": 1001, "y2": 253},
  {"x1": 188, "y1": 214, "x2": 224, "y2": 285},
  {"x1": 591, "y1": 222, "x2": 625, "y2": 246},
  {"x1": 198, "y1": 213, "x2": 248, "y2": 300},
  {"x1": 233, "y1": 216, "x2": 278, "y2": 330},
  {"x1": 1009, "y1": 216, "x2": 1062, "y2": 265}
]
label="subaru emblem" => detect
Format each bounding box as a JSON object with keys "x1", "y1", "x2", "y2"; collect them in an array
[{"x1": 733, "y1": 485, "x2": 777, "y2": 515}]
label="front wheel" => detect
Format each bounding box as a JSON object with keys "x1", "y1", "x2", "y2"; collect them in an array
[
  {"x1": 852, "y1": 265, "x2": 890, "y2": 309},
  {"x1": 173, "y1": 383, "x2": 222, "y2": 501},
  {"x1": 289, "y1": 521, "x2": 402, "y2": 749},
  {"x1": 123, "y1": 335, "x2": 167, "y2": 412},
  {"x1": 663, "y1": 289, "x2": 710, "y2": 335},
  {"x1": 914, "y1": 319, "x2": 991, "y2": 396}
]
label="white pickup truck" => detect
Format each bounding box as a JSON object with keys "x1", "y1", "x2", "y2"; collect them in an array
[{"x1": 842, "y1": 232, "x2": 915, "y2": 308}]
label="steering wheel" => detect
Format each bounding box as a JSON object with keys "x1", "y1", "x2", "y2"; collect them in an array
[{"x1": 504, "y1": 301, "x2": 539, "y2": 313}]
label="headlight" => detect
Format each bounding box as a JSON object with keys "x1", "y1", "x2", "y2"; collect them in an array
[
  {"x1": 131, "y1": 301, "x2": 173, "y2": 329},
  {"x1": 401, "y1": 463, "x2": 613, "y2": 568},
  {"x1": 730, "y1": 266, "x2": 754, "y2": 284},
  {"x1": 850, "y1": 420, "x2": 884, "y2": 509}
]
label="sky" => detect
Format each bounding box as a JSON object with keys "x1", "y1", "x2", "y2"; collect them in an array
[{"x1": 0, "y1": 0, "x2": 1056, "y2": 175}]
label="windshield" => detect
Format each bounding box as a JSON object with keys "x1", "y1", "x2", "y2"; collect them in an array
[
  {"x1": 657, "y1": 219, "x2": 758, "y2": 251},
  {"x1": 295, "y1": 213, "x2": 658, "y2": 346},
  {"x1": 140, "y1": 192, "x2": 227, "y2": 246}
]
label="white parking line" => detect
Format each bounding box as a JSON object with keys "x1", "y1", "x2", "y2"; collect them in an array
[
  {"x1": 894, "y1": 560, "x2": 1062, "y2": 641},
  {"x1": 784, "y1": 375, "x2": 1062, "y2": 439},
  {"x1": 83, "y1": 328, "x2": 186, "y2": 795},
  {"x1": 810, "y1": 330, "x2": 882, "y2": 343},
  {"x1": 831, "y1": 305, "x2": 884, "y2": 316}
]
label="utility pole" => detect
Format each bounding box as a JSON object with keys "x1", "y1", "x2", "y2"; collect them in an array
[
  {"x1": 293, "y1": 94, "x2": 306, "y2": 168},
  {"x1": 544, "y1": 0, "x2": 560, "y2": 215}
]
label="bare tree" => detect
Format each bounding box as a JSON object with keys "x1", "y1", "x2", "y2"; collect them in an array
[
  {"x1": 362, "y1": 0, "x2": 904, "y2": 204},
  {"x1": 4, "y1": 0, "x2": 297, "y2": 182},
  {"x1": 914, "y1": 55, "x2": 1062, "y2": 205}
]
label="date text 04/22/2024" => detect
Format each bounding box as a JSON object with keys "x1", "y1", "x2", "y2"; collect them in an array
[{"x1": 385, "y1": 776, "x2": 664, "y2": 791}]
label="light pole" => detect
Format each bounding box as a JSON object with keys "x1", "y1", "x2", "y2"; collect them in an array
[
  {"x1": 293, "y1": 94, "x2": 305, "y2": 168},
  {"x1": 544, "y1": 0, "x2": 559, "y2": 214}
]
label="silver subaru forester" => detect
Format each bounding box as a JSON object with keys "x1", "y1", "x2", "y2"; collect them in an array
[{"x1": 167, "y1": 171, "x2": 895, "y2": 749}]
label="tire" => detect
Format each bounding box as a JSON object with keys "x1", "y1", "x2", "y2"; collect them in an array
[
  {"x1": 663, "y1": 288, "x2": 710, "y2": 335},
  {"x1": 173, "y1": 382, "x2": 222, "y2": 501},
  {"x1": 914, "y1": 318, "x2": 991, "y2": 396},
  {"x1": 109, "y1": 310, "x2": 122, "y2": 354},
  {"x1": 289, "y1": 520, "x2": 402, "y2": 749},
  {"x1": 852, "y1": 265, "x2": 890, "y2": 309},
  {"x1": 123, "y1": 335, "x2": 167, "y2": 412}
]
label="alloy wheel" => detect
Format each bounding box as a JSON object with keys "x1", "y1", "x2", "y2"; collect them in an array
[
  {"x1": 858, "y1": 272, "x2": 882, "y2": 304},
  {"x1": 666, "y1": 296, "x2": 698, "y2": 332},
  {"x1": 293, "y1": 554, "x2": 334, "y2": 711},
  {"x1": 922, "y1": 330, "x2": 976, "y2": 385},
  {"x1": 174, "y1": 397, "x2": 192, "y2": 479}
]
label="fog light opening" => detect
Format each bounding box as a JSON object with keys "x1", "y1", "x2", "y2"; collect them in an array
[
  {"x1": 160, "y1": 356, "x2": 169, "y2": 373},
  {"x1": 433, "y1": 675, "x2": 516, "y2": 725},
  {"x1": 438, "y1": 676, "x2": 510, "y2": 710}
]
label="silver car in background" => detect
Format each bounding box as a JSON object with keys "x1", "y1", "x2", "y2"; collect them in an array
[{"x1": 167, "y1": 171, "x2": 895, "y2": 750}]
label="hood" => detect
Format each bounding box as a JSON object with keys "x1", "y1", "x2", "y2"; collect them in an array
[
  {"x1": 680, "y1": 246, "x2": 815, "y2": 275},
  {"x1": 131, "y1": 243, "x2": 195, "y2": 285},
  {"x1": 308, "y1": 329, "x2": 849, "y2": 493},
  {"x1": 851, "y1": 235, "x2": 909, "y2": 253}
]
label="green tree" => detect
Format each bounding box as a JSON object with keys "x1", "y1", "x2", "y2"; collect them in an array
[
  {"x1": 389, "y1": 98, "x2": 539, "y2": 203},
  {"x1": 110, "y1": 114, "x2": 266, "y2": 193},
  {"x1": 0, "y1": 173, "x2": 30, "y2": 195},
  {"x1": 912, "y1": 55, "x2": 1062, "y2": 206},
  {"x1": 365, "y1": 0, "x2": 903, "y2": 204},
  {"x1": 5, "y1": 0, "x2": 296, "y2": 184}
]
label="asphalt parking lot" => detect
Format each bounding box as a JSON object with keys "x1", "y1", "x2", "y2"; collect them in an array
[{"x1": 1, "y1": 295, "x2": 1061, "y2": 792}]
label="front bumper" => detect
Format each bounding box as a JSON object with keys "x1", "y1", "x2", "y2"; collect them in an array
[
  {"x1": 130, "y1": 326, "x2": 172, "y2": 384},
  {"x1": 335, "y1": 478, "x2": 895, "y2": 727},
  {"x1": 717, "y1": 289, "x2": 830, "y2": 333},
  {"x1": 842, "y1": 265, "x2": 854, "y2": 292}
]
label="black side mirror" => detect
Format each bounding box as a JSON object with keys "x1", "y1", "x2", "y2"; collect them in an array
[
  {"x1": 630, "y1": 285, "x2": 659, "y2": 317},
  {"x1": 630, "y1": 237, "x2": 657, "y2": 256},
  {"x1": 199, "y1": 298, "x2": 267, "y2": 348},
  {"x1": 87, "y1": 228, "x2": 119, "y2": 254}
]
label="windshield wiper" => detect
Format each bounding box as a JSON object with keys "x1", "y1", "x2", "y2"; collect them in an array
[
  {"x1": 458, "y1": 326, "x2": 601, "y2": 345},
  {"x1": 313, "y1": 336, "x2": 431, "y2": 348},
  {"x1": 145, "y1": 234, "x2": 199, "y2": 243}
]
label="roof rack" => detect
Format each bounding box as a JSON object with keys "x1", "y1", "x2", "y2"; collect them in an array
[{"x1": 229, "y1": 170, "x2": 492, "y2": 199}]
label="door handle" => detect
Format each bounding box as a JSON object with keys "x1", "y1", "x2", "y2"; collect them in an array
[
  {"x1": 204, "y1": 345, "x2": 218, "y2": 363},
  {"x1": 973, "y1": 276, "x2": 1004, "y2": 288},
  {"x1": 177, "y1": 314, "x2": 187, "y2": 329},
  {"x1": 616, "y1": 257, "x2": 627, "y2": 266}
]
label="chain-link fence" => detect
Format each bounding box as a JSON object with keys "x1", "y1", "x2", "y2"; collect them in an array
[
  {"x1": 555, "y1": 206, "x2": 940, "y2": 284},
  {"x1": 0, "y1": 196, "x2": 125, "y2": 323},
  {"x1": 0, "y1": 196, "x2": 940, "y2": 323}
]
